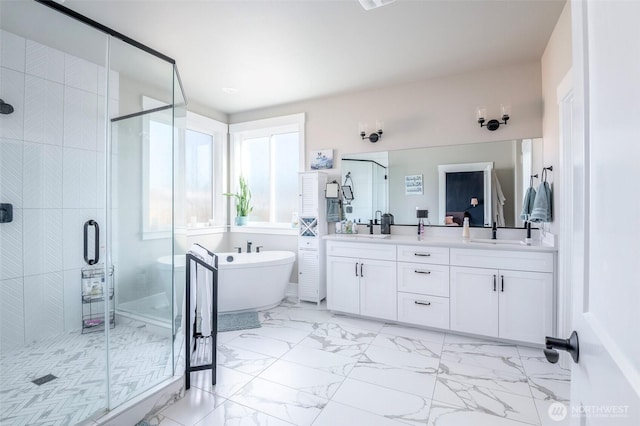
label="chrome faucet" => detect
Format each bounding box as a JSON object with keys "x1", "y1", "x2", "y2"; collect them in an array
[
  {"x1": 247, "y1": 241, "x2": 252, "y2": 253},
  {"x1": 491, "y1": 222, "x2": 497, "y2": 240},
  {"x1": 367, "y1": 219, "x2": 374, "y2": 234}
]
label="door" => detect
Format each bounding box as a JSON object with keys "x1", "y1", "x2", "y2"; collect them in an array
[
  {"x1": 450, "y1": 266, "x2": 498, "y2": 337},
  {"x1": 326, "y1": 256, "x2": 359, "y2": 314},
  {"x1": 298, "y1": 249, "x2": 318, "y2": 302},
  {"x1": 360, "y1": 259, "x2": 396, "y2": 320},
  {"x1": 498, "y1": 270, "x2": 553, "y2": 344},
  {"x1": 566, "y1": 2, "x2": 640, "y2": 423},
  {"x1": 298, "y1": 172, "x2": 318, "y2": 217}
]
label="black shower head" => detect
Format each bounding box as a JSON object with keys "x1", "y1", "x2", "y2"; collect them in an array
[{"x1": 0, "y1": 99, "x2": 14, "y2": 115}]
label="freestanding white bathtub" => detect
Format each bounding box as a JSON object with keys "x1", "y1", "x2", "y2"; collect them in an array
[{"x1": 157, "y1": 251, "x2": 295, "y2": 314}]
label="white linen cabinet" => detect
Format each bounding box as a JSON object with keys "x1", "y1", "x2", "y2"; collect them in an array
[{"x1": 297, "y1": 171, "x2": 327, "y2": 304}]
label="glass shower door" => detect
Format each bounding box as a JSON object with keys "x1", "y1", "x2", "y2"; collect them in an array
[{"x1": 0, "y1": 1, "x2": 110, "y2": 423}]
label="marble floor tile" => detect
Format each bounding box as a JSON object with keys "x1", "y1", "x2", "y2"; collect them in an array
[
  {"x1": 191, "y1": 366, "x2": 255, "y2": 398},
  {"x1": 432, "y1": 377, "x2": 541, "y2": 425},
  {"x1": 238, "y1": 324, "x2": 310, "y2": 344},
  {"x1": 331, "y1": 378, "x2": 432, "y2": 426},
  {"x1": 361, "y1": 342, "x2": 440, "y2": 371},
  {"x1": 311, "y1": 401, "x2": 407, "y2": 426},
  {"x1": 259, "y1": 359, "x2": 345, "y2": 399},
  {"x1": 218, "y1": 330, "x2": 246, "y2": 344},
  {"x1": 370, "y1": 332, "x2": 444, "y2": 359},
  {"x1": 229, "y1": 378, "x2": 327, "y2": 426},
  {"x1": 520, "y1": 355, "x2": 571, "y2": 377},
  {"x1": 299, "y1": 334, "x2": 369, "y2": 358},
  {"x1": 348, "y1": 363, "x2": 438, "y2": 399},
  {"x1": 217, "y1": 344, "x2": 277, "y2": 376},
  {"x1": 437, "y1": 359, "x2": 532, "y2": 397},
  {"x1": 226, "y1": 334, "x2": 295, "y2": 358},
  {"x1": 379, "y1": 324, "x2": 446, "y2": 344},
  {"x1": 194, "y1": 399, "x2": 294, "y2": 426},
  {"x1": 427, "y1": 400, "x2": 537, "y2": 426},
  {"x1": 311, "y1": 322, "x2": 377, "y2": 344},
  {"x1": 160, "y1": 388, "x2": 224, "y2": 425},
  {"x1": 444, "y1": 333, "x2": 504, "y2": 345},
  {"x1": 527, "y1": 373, "x2": 571, "y2": 402},
  {"x1": 330, "y1": 313, "x2": 386, "y2": 333},
  {"x1": 441, "y1": 343, "x2": 526, "y2": 376},
  {"x1": 280, "y1": 344, "x2": 357, "y2": 376}
]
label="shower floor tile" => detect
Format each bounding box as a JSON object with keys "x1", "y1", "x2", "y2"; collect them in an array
[{"x1": 0, "y1": 320, "x2": 172, "y2": 426}]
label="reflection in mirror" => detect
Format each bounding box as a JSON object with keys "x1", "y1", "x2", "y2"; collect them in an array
[
  {"x1": 341, "y1": 152, "x2": 389, "y2": 223},
  {"x1": 342, "y1": 138, "x2": 542, "y2": 227}
]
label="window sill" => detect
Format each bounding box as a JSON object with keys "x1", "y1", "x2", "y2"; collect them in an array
[
  {"x1": 230, "y1": 224, "x2": 298, "y2": 236},
  {"x1": 187, "y1": 226, "x2": 227, "y2": 236}
]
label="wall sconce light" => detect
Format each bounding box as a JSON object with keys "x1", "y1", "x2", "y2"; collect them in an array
[
  {"x1": 359, "y1": 121, "x2": 384, "y2": 143},
  {"x1": 470, "y1": 197, "x2": 479, "y2": 207},
  {"x1": 477, "y1": 105, "x2": 510, "y2": 131}
]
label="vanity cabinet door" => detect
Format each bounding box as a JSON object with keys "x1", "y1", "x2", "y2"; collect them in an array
[
  {"x1": 498, "y1": 270, "x2": 553, "y2": 344},
  {"x1": 327, "y1": 256, "x2": 360, "y2": 314},
  {"x1": 360, "y1": 260, "x2": 397, "y2": 321},
  {"x1": 450, "y1": 266, "x2": 499, "y2": 337}
]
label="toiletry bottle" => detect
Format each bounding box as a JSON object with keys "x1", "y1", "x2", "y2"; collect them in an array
[
  {"x1": 418, "y1": 218, "x2": 425, "y2": 239},
  {"x1": 525, "y1": 222, "x2": 532, "y2": 245},
  {"x1": 462, "y1": 217, "x2": 470, "y2": 241}
]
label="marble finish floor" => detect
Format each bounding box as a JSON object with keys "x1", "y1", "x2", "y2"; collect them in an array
[{"x1": 147, "y1": 300, "x2": 571, "y2": 426}]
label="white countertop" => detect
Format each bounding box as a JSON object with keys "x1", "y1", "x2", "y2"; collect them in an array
[{"x1": 323, "y1": 234, "x2": 557, "y2": 253}]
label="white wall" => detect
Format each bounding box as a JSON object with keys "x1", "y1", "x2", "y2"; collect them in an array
[{"x1": 541, "y1": 2, "x2": 572, "y2": 235}]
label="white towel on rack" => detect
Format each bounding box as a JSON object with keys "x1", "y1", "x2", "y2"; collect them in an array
[{"x1": 189, "y1": 244, "x2": 214, "y2": 338}]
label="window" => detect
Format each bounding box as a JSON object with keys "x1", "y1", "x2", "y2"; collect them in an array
[
  {"x1": 143, "y1": 96, "x2": 226, "y2": 238},
  {"x1": 230, "y1": 113, "x2": 305, "y2": 232},
  {"x1": 185, "y1": 112, "x2": 227, "y2": 231}
]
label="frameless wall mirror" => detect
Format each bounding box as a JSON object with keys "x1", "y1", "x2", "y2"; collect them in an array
[{"x1": 342, "y1": 138, "x2": 542, "y2": 228}]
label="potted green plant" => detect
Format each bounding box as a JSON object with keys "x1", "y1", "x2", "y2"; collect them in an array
[{"x1": 224, "y1": 175, "x2": 253, "y2": 226}]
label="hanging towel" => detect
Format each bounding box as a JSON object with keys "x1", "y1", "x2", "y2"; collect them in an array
[
  {"x1": 188, "y1": 243, "x2": 214, "y2": 338},
  {"x1": 530, "y1": 181, "x2": 553, "y2": 223},
  {"x1": 326, "y1": 198, "x2": 343, "y2": 223},
  {"x1": 520, "y1": 186, "x2": 537, "y2": 221},
  {"x1": 491, "y1": 170, "x2": 506, "y2": 227}
]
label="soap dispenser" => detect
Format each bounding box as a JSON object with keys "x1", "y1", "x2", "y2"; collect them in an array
[{"x1": 462, "y1": 217, "x2": 470, "y2": 241}]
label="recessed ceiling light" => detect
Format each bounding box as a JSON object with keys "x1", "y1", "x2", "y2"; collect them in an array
[
  {"x1": 358, "y1": 0, "x2": 396, "y2": 11},
  {"x1": 222, "y1": 87, "x2": 239, "y2": 94}
]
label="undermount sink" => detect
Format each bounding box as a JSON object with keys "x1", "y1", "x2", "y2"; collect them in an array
[
  {"x1": 469, "y1": 238, "x2": 525, "y2": 246},
  {"x1": 336, "y1": 234, "x2": 390, "y2": 239}
]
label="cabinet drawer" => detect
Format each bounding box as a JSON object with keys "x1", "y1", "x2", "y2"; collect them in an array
[
  {"x1": 450, "y1": 248, "x2": 554, "y2": 273},
  {"x1": 299, "y1": 238, "x2": 319, "y2": 250},
  {"x1": 397, "y1": 263, "x2": 449, "y2": 297},
  {"x1": 397, "y1": 245, "x2": 449, "y2": 265},
  {"x1": 326, "y1": 241, "x2": 396, "y2": 261},
  {"x1": 397, "y1": 292, "x2": 449, "y2": 329}
]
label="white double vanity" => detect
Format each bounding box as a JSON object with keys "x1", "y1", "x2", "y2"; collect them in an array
[{"x1": 325, "y1": 235, "x2": 556, "y2": 346}]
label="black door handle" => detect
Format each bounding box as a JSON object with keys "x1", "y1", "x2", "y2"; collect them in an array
[
  {"x1": 84, "y1": 220, "x2": 100, "y2": 265},
  {"x1": 544, "y1": 331, "x2": 579, "y2": 364}
]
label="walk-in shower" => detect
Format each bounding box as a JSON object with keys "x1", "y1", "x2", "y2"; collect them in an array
[{"x1": 0, "y1": 1, "x2": 186, "y2": 424}]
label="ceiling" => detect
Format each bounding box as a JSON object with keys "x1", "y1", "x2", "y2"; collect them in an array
[{"x1": 62, "y1": 0, "x2": 566, "y2": 115}]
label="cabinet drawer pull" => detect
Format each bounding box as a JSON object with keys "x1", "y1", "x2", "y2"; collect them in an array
[
  {"x1": 493, "y1": 274, "x2": 497, "y2": 291},
  {"x1": 355, "y1": 262, "x2": 359, "y2": 277},
  {"x1": 414, "y1": 300, "x2": 431, "y2": 306},
  {"x1": 414, "y1": 270, "x2": 431, "y2": 275},
  {"x1": 414, "y1": 252, "x2": 431, "y2": 257},
  {"x1": 360, "y1": 263, "x2": 364, "y2": 277},
  {"x1": 501, "y1": 275, "x2": 504, "y2": 292}
]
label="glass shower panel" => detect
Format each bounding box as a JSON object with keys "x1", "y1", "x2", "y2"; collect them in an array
[
  {"x1": 107, "y1": 38, "x2": 176, "y2": 408},
  {"x1": 0, "y1": 1, "x2": 110, "y2": 423}
]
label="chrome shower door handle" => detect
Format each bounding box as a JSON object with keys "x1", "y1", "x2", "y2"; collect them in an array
[{"x1": 84, "y1": 220, "x2": 100, "y2": 265}]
